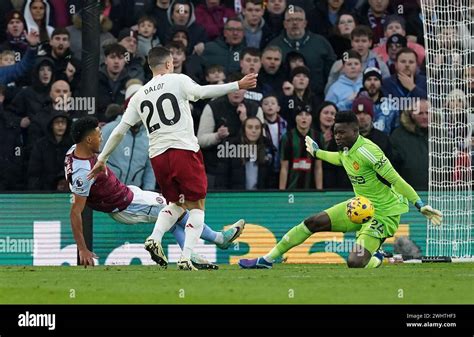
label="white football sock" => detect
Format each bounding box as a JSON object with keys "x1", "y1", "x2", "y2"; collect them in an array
[
  {"x1": 182, "y1": 209, "x2": 205, "y2": 259},
  {"x1": 148, "y1": 203, "x2": 185, "y2": 243},
  {"x1": 214, "y1": 232, "x2": 224, "y2": 244}
]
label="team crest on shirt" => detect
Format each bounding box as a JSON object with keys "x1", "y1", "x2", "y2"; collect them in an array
[
  {"x1": 353, "y1": 161, "x2": 360, "y2": 170},
  {"x1": 76, "y1": 178, "x2": 84, "y2": 187},
  {"x1": 156, "y1": 197, "x2": 164, "y2": 204}
]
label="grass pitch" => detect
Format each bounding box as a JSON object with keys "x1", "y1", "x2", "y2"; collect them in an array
[{"x1": 0, "y1": 263, "x2": 473, "y2": 304}]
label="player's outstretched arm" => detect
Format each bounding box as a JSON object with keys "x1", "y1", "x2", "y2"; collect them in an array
[
  {"x1": 369, "y1": 147, "x2": 443, "y2": 226},
  {"x1": 70, "y1": 194, "x2": 98, "y2": 266},
  {"x1": 305, "y1": 136, "x2": 342, "y2": 166},
  {"x1": 88, "y1": 121, "x2": 131, "y2": 180},
  {"x1": 184, "y1": 73, "x2": 258, "y2": 100}
]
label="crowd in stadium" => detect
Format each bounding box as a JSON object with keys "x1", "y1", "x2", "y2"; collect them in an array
[{"x1": 0, "y1": 0, "x2": 472, "y2": 192}]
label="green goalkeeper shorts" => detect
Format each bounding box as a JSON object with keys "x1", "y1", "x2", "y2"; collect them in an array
[{"x1": 325, "y1": 199, "x2": 401, "y2": 254}]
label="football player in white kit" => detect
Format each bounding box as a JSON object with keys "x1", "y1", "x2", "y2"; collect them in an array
[
  {"x1": 68, "y1": 117, "x2": 245, "y2": 269},
  {"x1": 89, "y1": 46, "x2": 258, "y2": 270}
]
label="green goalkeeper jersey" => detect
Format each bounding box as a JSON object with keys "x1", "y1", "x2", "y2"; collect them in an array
[{"x1": 317, "y1": 135, "x2": 421, "y2": 216}]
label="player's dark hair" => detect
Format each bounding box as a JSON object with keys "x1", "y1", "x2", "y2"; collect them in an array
[
  {"x1": 71, "y1": 116, "x2": 99, "y2": 144},
  {"x1": 148, "y1": 46, "x2": 172, "y2": 68},
  {"x1": 335, "y1": 111, "x2": 359, "y2": 129}
]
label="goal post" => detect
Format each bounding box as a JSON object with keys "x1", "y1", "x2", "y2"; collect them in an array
[{"x1": 421, "y1": 0, "x2": 473, "y2": 258}]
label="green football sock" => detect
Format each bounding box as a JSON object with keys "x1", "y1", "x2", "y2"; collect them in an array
[
  {"x1": 264, "y1": 222, "x2": 313, "y2": 262},
  {"x1": 365, "y1": 255, "x2": 382, "y2": 268}
]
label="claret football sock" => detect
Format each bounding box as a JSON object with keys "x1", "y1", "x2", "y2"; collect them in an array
[{"x1": 264, "y1": 222, "x2": 312, "y2": 263}]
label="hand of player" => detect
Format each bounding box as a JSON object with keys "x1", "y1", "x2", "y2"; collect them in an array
[
  {"x1": 415, "y1": 200, "x2": 443, "y2": 226},
  {"x1": 420, "y1": 205, "x2": 443, "y2": 226},
  {"x1": 305, "y1": 136, "x2": 320, "y2": 157},
  {"x1": 238, "y1": 73, "x2": 258, "y2": 90},
  {"x1": 79, "y1": 249, "x2": 98, "y2": 267},
  {"x1": 87, "y1": 160, "x2": 106, "y2": 180}
]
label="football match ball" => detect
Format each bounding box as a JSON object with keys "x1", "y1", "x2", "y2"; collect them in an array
[{"x1": 346, "y1": 196, "x2": 375, "y2": 224}]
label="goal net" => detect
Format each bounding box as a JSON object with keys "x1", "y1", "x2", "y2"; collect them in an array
[{"x1": 421, "y1": 0, "x2": 473, "y2": 258}]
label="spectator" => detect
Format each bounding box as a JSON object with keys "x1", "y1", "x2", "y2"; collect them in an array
[
  {"x1": 384, "y1": 33, "x2": 407, "y2": 75},
  {"x1": 0, "y1": 49, "x2": 21, "y2": 103},
  {"x1": 0, "y1": 1, "x2": 14, "y2": 44},
  {"x1": 7, "y1": 57, "x2": 55, "y2": 133},
  {"x1": 308, "y1": 0, "x2": 349, "y2": 37},
  {"x1": 165, "y1": 0, "x2": 208, "y2": 53},
  {"x1": 39, "y1": 28, "x2": 80, "y2": 84},
  {"x1": 263, "y1": 0, "x2": 286, "y2": 43},
  {"x1": 262, "y1": 93, "x2": 287, "y2": 188},
  {"x1": 240, "y1": 0, "x2": 273, "y2": 49},
  {"x1": 390, "y1": 99, "x2": 429, "y2": 190},
  {"x1": 117, "y1": 28, "x2": 145, "y2": 83},
  {"x1": 352, "y1": 96, "x2": 392, "y2": 159},
  {"x1": 136, "y1": 15, "x2": 160, "y2": 60},
  {"x1": 0, "y1": 10, "x2": 28, "y2": 57},
  {"x1": 326, "y1": 49, "x2": 363, "y2": 111},
  {"x1": 0, "y1": 30, "x2": 39, "y2": 85},
  {"x1": 372, "y1": 15, "x2": 425, "y2": 67},
  {"x1": 356, "y1": 0, "x2": 390, "y2": 45},
  {"x1": 195, "y1": 0, "x2": 235, "y2": 40},
  {"x1": 165, "y1": 41, "x2": 203, "y2": 83},
  {"x1": 405, "y1": 0, "x2": 424, "y2": 45},
  {"x1": 108, "y1": 0, "x2": 150, "y2": 37},
  {"x1": 101, "y1": 106, "x2": 156, "y2": 190},
  {"x1": 359, "y1": 67, "x2": 399, "y2": 134},
  {"x1": 280, "y1": 66, "x2": 321, "y2": 129},
  {"x1": 23, "y1": 0, "x2": 54, "y2": 43},
  {"x1": 216, "y1": 117, "x2": 273, "y2": 190},
  {"x1": 382, "y1": 48, "x2": 427, "y2": 105},
  {"x1": 325, "y1": 25, "x2": 390, "y2": 92},
  {"x1": 0, "y1": 86, "x2": 25, "y2": 190},
  {"x1": 314, "y1": 101, "x2": 337, "y2": 150},
  {"x1": 204, "y1": 64, "x2": 225, "y2": 84},
  {"x1": 97, "y1": 43, "x2": 130, "y2": 121},
  {"x1": 66, "y1": 10, "x2": 114, "y2": 62},
  {"x1": 27, "y1": 111, "x2": 73, "y2": 191},
  {"x1": 259, "y1": 45, "x2": 286, "y2": 97},
  {"x1": 269, "y1": 6, "x2": 336, "y2": 98},
  {"x1": 327, "y1": 12, "x2": 356, "y2": 59},
  {"x1": 201, "y1": 17, "x2": 246, "y2": 75},
  {"x1": 197, "y1": 72, "x2": 263, "y2": 188},
  {"x1": 279, "y1": 105, "x2": 323, "y2": 190},
  {"x1": 146, "y1": 0, "x2": 171, "y2": 45},
  {"x1": 27, "y1": 79, "x2": 74, "y2": 147},
  {"x1": 47, "y1": 0, "x2": 72, "y2": 28},
  {"x1": 239, "y1": 47, "x2": 264, "y2": 103}
]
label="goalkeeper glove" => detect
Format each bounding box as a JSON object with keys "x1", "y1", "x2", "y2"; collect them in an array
[
  {"x1": 305, "y1": 136, "x2": 320, "y2": 157},
  {"x1": 415, "y1": 200, "x2": 443, "y2": 226}
]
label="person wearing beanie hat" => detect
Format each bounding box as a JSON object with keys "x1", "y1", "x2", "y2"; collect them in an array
[
  {"x1": 352, "y1": 94, "x2": 392, "y2": 159},
  {"x1": 372, "y1": 14, "x2": 425, "y2": 66},
  {"x1": 1, "y1": 10, "x2": 28, "y2": 56},
  {"x1": 359, "y1": 66, "x2": 399, "y2": 135},
  {"x1": 280, "y1": 65, "x2": 321, "y2": 130},
  {"x1": 386, "y1": 33, "x2": 407, "y2": 74},
  {"x1": 124, "y1": 78, "x2": 143, "y2": 108},
  {"x1": 116, "y1": 28, "x2": 145, "y2": 83}
]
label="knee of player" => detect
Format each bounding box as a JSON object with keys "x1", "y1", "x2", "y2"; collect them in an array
[
  {"x1": 303, "y1": 212, "x2": 330, "y2": 233},
  {"x1": 347, "y1": 254, "x2": 368, "y2": 268}
]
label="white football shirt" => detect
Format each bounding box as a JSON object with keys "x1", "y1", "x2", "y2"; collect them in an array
[{"x1": 122, "y1": 73, "x2": 239, "y2": 158}]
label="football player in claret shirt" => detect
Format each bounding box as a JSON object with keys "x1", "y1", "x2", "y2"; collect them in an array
[
  {"x1": 89, "y1": 46, "x2": 257, "y2": 270},
  {"x1": 67, "y1": 117, "x2": 244, "y2": 268},
  {"x1": 239, "y1": 111, "x2": 442, "y2": 269}
]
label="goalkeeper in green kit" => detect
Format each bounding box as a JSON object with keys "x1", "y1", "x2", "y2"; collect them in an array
[{"x1": 239, "y1": 111, "x2": 443, "y2": 269}]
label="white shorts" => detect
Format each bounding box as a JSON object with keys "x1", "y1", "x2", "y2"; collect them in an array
[{"x1": 109, "y1": 186, "x2": 167, "y2": 225}]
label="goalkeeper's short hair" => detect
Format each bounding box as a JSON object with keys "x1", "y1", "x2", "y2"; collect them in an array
[{"x1": 335, "y1": 111, "x2": 359, "y2": 129}]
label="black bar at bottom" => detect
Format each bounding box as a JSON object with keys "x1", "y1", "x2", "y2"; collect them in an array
[{"x1": 0, "y1": 304, "x2": 472, "y2": 337}]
